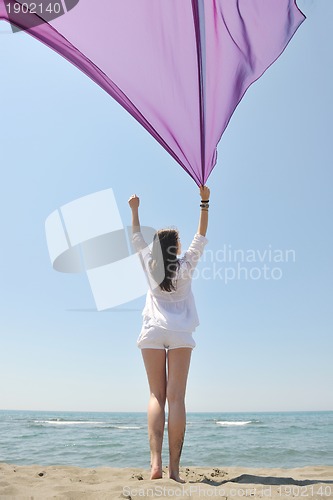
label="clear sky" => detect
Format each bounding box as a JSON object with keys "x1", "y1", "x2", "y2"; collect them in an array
[{"x1": 0, "y1": 0, "x2": 332, "y2": 413}]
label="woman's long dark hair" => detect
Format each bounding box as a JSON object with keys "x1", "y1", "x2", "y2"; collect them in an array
[{"x1": 150, "y1": 229, "x2": 180, "y2": 292}]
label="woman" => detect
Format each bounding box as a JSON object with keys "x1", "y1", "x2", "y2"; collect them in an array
[{"x1": 128, "y1": 185, "x2": 210, "y2": 483}]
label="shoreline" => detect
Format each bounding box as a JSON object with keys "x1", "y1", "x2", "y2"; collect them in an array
[{"x1": 1, "y1": 463, "x2": 333, "y2": 499}]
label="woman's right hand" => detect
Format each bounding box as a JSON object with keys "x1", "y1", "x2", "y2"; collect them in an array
[
  {"x1": 200, "y1": 185, "x2": 210, "y2": 201},
  {"x1": 128, "y1": 194, "x2": 140, "y2": 210}
]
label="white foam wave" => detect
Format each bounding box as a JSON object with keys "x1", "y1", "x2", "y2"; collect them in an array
[
  {"x1": 34, "y1": 420, "x2": 107, "y2": 426},
  {"x1": 34, "y1": 421, "x2": 142, "y2": 429},
  {"x1": 216, "y1": 420, "x2": 252, "y2": 426},
  {"x1": 114, "y1": 426, "x2": 141, "y2": 430}
]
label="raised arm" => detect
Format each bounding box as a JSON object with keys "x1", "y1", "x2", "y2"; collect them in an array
[
  {"x1": 197, "y1": 186, "x2": 210, "y2": 237},
  {"x1": 128, "y1": 194, "x2": 141, "y2": 234}
]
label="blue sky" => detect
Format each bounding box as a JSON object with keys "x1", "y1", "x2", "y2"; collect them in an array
[{"x1": 0, "y1": 0, "x2": 332, "y2": 413}]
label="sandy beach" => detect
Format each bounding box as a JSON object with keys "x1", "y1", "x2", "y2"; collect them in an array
[{"x1": 0, "y1": 463, "x2": 333, "y2": 499}]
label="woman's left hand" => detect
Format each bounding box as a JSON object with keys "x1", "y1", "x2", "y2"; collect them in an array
[{"x1": 128, "y1": 194, "x2": 140, "y2": 210}]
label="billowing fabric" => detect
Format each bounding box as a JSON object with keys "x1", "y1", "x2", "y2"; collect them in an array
[
  {"x1": 0, "y1": 1, "x2": 305, "y2": 184},
  {"x1": 132, "y1": 232, "x2": 208, "y2": 332}
]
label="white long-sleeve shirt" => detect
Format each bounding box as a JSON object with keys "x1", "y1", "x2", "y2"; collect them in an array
[{"x1": 132, "y1": 232, "x2": 208, "y2": 332}]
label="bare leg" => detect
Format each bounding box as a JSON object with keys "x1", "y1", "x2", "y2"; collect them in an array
[
  {"x1": 141, "y1": 348, "x2": 167, "y2": 479},
  {"x1": 166, "y1": 348, "x2": 192, "y2": 483}
]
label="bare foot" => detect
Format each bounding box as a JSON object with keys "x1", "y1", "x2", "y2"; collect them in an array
[
  {"x1": 150, "y1": 465, "x2": 163, "y2": 480},
  {"x1": 169, "y1": 474, "x2": 186, "y2": 483}
]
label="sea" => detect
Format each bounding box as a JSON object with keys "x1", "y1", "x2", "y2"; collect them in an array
[{"x1": 0, "y1": 410, "x2": 332, "y2": 469}]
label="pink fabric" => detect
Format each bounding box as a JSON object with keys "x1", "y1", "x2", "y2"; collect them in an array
[{"x1": 0, "y1": 0, "x2": 305, "y2": 185}]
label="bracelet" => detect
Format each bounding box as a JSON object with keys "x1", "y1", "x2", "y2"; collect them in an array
[
  {"x1": 201, "y1": 200, "x2": 210, "y2": 203},
  {"x1": 201, "y1": 208, "x2": 209, "y2": 212},
  {"x1": 200, "y1": 203, "x2": 209, "y2": 209}
]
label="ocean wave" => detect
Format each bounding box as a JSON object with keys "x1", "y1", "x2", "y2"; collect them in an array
[
  {"x1": 32, "y1": 421, "x2": 143, "y2": 430},
  {"x1": 112, "y1": 426, "x2": 141, "y2": 430},
  {"x1": 216, "y1": 420, "x2": 253, "y2": 426},
  {"x1": 33, "y1": 420, "x2": 108, "y2": 426}
]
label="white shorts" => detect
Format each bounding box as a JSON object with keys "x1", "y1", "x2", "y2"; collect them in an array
[{"x1": 137, "y1": 324, "x2": 196, "y2": 350}]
